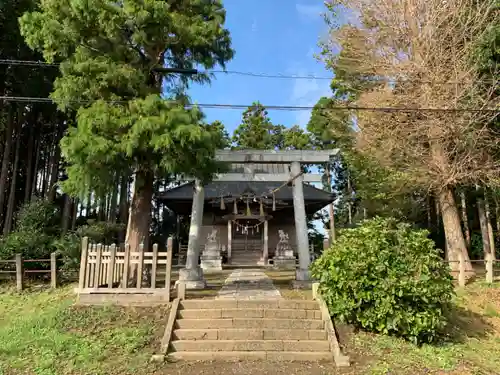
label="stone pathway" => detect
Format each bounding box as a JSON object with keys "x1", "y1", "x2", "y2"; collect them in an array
[{"x1": 216, "y1": 269, "x2": 282, "y2": 300}]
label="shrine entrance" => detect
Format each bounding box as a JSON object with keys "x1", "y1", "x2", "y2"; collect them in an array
[
  {"x1": 230, "y1": 217, "x2": 263, "y2": 265},
  {"x1": 158, "y1": 149, "x2": 338, "y2": 288}
]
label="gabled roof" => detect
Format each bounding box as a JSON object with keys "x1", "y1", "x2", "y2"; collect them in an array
[{"x1": 157, "y1": 181, "x2": 334, "y2": 202}]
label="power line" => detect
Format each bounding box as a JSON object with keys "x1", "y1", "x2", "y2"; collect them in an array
[
  {"x1": 0, "y1": 95, "x2": 499, "y2": 113},
  {"x1": 1, "y1": 58, "x2": 498, "y2": 84}
]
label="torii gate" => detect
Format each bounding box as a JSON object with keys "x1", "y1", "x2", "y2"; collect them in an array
[{"x1": 178, "y1": 149, "x2": 339, "y2": 288}]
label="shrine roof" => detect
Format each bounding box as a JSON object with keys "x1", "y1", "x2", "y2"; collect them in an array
[{"x1": 157, "y1": 181, "x2": 334, "y2": 202}]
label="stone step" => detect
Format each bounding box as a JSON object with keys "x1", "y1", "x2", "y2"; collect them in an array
[
  {"x1": 170, "y1": 339, "x2": 330, "y2": 352},
  {"x1": 178, "y1": 308, "x2": 322, "y2": 320},
  {"x1": 173, "y1": 328, "x2": 327, "y2": 341},
  {"x1": 167, "y1": 351, "x2": 332, "y2": 361},
  {"x1": 180, "y1": 299, "x2": 320, "y2": 310},
  {"x1": 175, "y1": 318, "x2": 324, "y2": 330},
  {"x1": 230, "y1": 254, "x2": 262, "y2": 258}
]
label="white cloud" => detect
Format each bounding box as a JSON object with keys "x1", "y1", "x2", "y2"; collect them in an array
[{"x1": 296, "y1": 3, "x2": 323, "y2": 20}]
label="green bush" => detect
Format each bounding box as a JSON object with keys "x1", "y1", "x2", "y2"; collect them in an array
[
  {"x1": 311, "y1": 217, "x2": 454, "y2": 344},
  {"x1": 15, "y1": 199, "x2": 60, "y2": 235},
  {"x1": 55, "y1": 221, "x2": 125, "y2": 274},
  {"x1": 52, "y1": 232, "x2": 81, "y2": 274},
  {"x1": 0, "y1": 199, "x2": 59, "y2": 260},
  {"x1": 0, "y1": 199, "x2": 124, "y2": 274}
]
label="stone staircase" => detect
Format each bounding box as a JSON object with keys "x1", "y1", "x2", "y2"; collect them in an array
[{"x1": 167, "y1": 299, "x2": 333, "y2": 361}]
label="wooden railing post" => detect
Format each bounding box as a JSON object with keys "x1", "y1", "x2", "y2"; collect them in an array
[
  {"x1": 78, "y1": 237, "x2": 89, "y2": 290},
  {"x1": 93, "y1": 244, "x2": 103, "y2": 289},
  {"x1": 122, "y1": 243, "x2": 131, "y2": 287},
  {"x1": 108, "y1": 244, "x2": 117, "y2": 289},
  {"x1": 15, "y1": 254, "x2": 23, "y2": 292},
  {"x1": 136, "y1": 242, "x2": 144, "y2": 288},
  {"x1": 50, "y1": 252, "x2": 57, "y2": 288},
  {"x1": 458, "y1": 252, "x2": 466, "y2": 288},
  {"x1": 177, "y1": 281, "x2": 186, "y2": 300},
  {"x1": 486, "y1": 252, "x2": 494, "y2": 284},
  {"x1": 151, "y1": 243, "x2": 158, "y2": 289},
  {"x1": 165, "y1": 237, "x2": 173, "y2": 300}
]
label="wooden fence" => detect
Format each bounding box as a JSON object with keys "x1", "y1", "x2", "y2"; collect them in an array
[
  {"x1": 322, "y1": 239, "x2": 499, "y2": 287},
  {"x1": 452, "y1": 252, "x2": 499, "y2": 287},
  {"x1": 0, "y1": 253, "x2": 58, "y2": 291},
  {"x1": 76, "y1": 236, "x2": 174, "y2": 302}
]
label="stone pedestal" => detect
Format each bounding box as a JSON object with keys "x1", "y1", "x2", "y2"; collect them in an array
[
  {"x1": 200, "y1": 255, "x2": 223, "y2": 272},
  {"x1": 273, "y1": 256, "x2": 296, "y2": 270},
  {"x1": 293, "y1": 268, "x2": 313, "y2": 289},
  {"x1": 177, "y1": 267, "x2": 206, "y2": 289},
  {"x1": 273, "y1": 230, "x2": 296, "y2": 270},
  {"x1": 200, "y1": 231, "x2": 223, "y2": 272}
]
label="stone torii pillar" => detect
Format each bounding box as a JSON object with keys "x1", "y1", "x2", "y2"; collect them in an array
[
  {"x1": 178, "y1": 179, "x2": 206, "y2": 289},
  {"x1": 291, "y1": 161, "x2": 311, "y2": 284}
]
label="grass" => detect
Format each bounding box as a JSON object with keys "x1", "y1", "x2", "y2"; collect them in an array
[
  {"x1": 0, "y1": 284, "x2": 169, "y2": 375},
  {"x1": 336, "y1": 282, "x2": 500, "y2": 375}
]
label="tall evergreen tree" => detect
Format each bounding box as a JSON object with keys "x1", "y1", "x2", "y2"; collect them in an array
[
  {"x1": 232, "y1": 102, "x2": 285, "y2": 149},
  {"x1": 20, "y1": 0, "x2": 234, "y2": 251}
]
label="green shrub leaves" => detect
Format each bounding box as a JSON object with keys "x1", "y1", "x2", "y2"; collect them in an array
[{"x1": 311, "y1": 217, "x2": 454, "y2": 344}]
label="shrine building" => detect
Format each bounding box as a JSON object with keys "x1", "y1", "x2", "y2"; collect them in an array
[{"x1": 158, "y1": 149, "x2": 338, "y2": 288}]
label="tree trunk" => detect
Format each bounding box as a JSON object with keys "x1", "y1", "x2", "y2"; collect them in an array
[
  {"x1": 435, "y1": 198, "x2": 441, "y2": 234},
  {"x1": 325, "y1": 167, "x2": 336, "y2": 241},
  {"x1": 426, "y1": 196, "x2": 432, "y2": 228},
  {"x1": 438, "y1": 186, "x2": 473, "y2": 273},
  {"x1": 109, "y1": 182, "x2": 119, "y2": 223},
  {"x1": 31, "y1": 138, "x2": 41, "y2": 199},
  {"x1": 24, "y1": 124, "x2": 36, "y2": 202},
  {"x1": 119, "y1": 174, "x2": 129, "y2": 242},
  {"x1": 495, "y1": 198, "x2": 500, "y2": 233},
  {"x1": 347, "y1": 174, "x2": 352, "y2": 225},
  {"x1": 125, "y1": 170, "x2": 154, "y2": 252},
  {"x1": 124, "y1": 170, "x2": 154, "y2": 286},
  {"x1": 86, "y1": 191, "x2": 92, "y2": 216},
  {"x1": 484, "y1": 190, "x2": 496, "y2": 260},
  {"x1": 460, "y1": 191, "x2": 471, "y2": 250},
  {"x1": 41, "y1": 152, "x2": 50, "y2": 198},
  {"x1": 0, "y1": 107, "x2": 15, "y2": 226},
  {"x1": 98, "y1": 196, "x2": 106, "y2": 221},
  {"x1": 47, "y1": 136, "x2": 61, "y2": 202},
  {"x1": 72, "y1": 198, "x2": 79, "y2": 230},
  {"x1": 61, "y1": 194, "x2": 72, "y2": 234},
  {"x1": 3, "y1": 129, "x2": 22, "y2": 234},
  {"x1": 476, "y1": 186, "x2": 491, "y2": 259}
]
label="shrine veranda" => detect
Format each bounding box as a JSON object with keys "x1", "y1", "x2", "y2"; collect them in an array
[{"x1": 158, "y1": 149, "x2": 338, "y2": 288}]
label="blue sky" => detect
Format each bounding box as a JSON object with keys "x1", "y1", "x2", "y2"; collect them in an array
[{"x1": 189, "y1": 0, "x2": 333, "y2": 134}]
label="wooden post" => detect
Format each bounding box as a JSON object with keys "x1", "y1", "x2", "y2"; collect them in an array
[
  {"x1": 151, "y1": 243, "x2": 158, "y2": 289},
  {"x1": 458, "y1": 252, "x2": 466, "y2": 288},
  {"x1": 94, "y1": 244, "x2": 103, "y2": 289},
  {"x1": 78, "y1": 236, "x2": 89, "y2": 290},
  {"x1": 122, "y1": 243, "x2": 131, "y2": 287},
  {"x1": 15, "y1": 254, "x2": 23, "y2": 292},
  {"x1": 177, "y1": 281, "x2": 186, "y2": 300},
  {"x1": 50, "y1": 252, "x2": 57, "y2": 288},
  {"x1": 85, "y1": 244, "x2": 93, "y2": 289},
  {"x1": 486, "y1": 252, "x2": 494, "y2": 284},
  {"x1": 165, "y1": 237, "x2": 173, "y2": 299},
  {"x1": 136, "y1": 243, "x2": 144, "y2": 288},
  {"x1": 263, "y1": 219, "x2": 268, "y2": 264},
  {"x1": 227, "y1": 220, "x2": 232, "y2": 262},
  {"x1": 107, "y1": 244, "x2": 117, "y2": 289}
]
